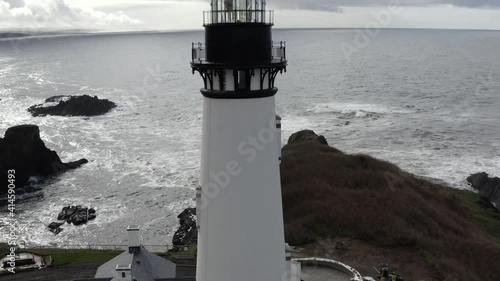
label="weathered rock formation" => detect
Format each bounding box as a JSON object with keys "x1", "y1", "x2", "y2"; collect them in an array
[
  {"x1": 48, "y1": 222, "x2": 65, "y2": 235},
  {"x1": 57, "y1": 205, "x2": 97, "y2": 225},
  {"x1": 0, "y1": 125, "x2": 88, "y2": 194},
  {"x1": 287, "y1": 129, "x2": 328, "y2": 146},
  {"x1": 467, "y1": 172, "x2": 500, "y2": 209},
  {"x1": 28, "y1": 95, "x2": 116, "y2": 117},
  {"x1": 48, "y1": 206, "x2": 97, "y2": 235},
  {"x1": 172, "y1": 208, "x2": 197, "y2": 250}
]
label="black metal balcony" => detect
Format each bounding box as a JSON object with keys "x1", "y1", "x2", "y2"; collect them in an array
[
  {"x1": 192, "y1": 41, "x2": 286, "y2": 65},
  {"x1": 203, "y1": 10, "x2": 274, "y2": 26}
]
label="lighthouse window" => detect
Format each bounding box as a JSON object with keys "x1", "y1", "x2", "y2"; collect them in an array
[{"x1": 237, "y1": 70, "x2": 249, "y2": 90}]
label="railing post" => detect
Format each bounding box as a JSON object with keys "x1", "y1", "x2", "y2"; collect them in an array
[{"x1": 284, "y1": 42, "x2": 286, "y2": 62}]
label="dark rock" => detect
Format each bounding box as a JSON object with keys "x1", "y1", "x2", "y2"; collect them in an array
[
  {"x1": 64, "y1": 159, "x2": 89, "y2": 169},
  {"x1": 44, "y1": 95, "x2": 68, "y2": 103},
  {"x1": 467, "y1": 172, "x2": 500, "y2": 210},
  {"x1": 56, "y1": 205, "x2": 96, "y2": 227},
  {"x1": 48, "y1": 222, "x2": 65, "y2": 235},
  {"x1": 49, "y1": 227, "x2": 63, "y2": 235},
  {"x1": 58, "y1": 206, "x2": 77, "y2": 221},
  {"x1": 172, "y1": 208, "x2": 197, "y2": 250},
  {"x1": 48, "y1": 222, "x2": 65, "y2": 230},
  {"x1": 28, "y1": 95, "x2": 117, "y2": 117},
  {"x1": 467, "y1": 173, "x2": 490, "y2": 190},
  {"x1": 287, "y1": 129, "x2": 328, "y2": 146},
  {"x1": 0, "y1": 125, "x2": 87, "y2": 194}
]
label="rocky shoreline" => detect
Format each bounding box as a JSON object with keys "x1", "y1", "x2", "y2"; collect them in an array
[
  {"x1": 0, "y1": 125, "x2": 87, "y2": 195},
  {"x1": 467, "y1": 172, "x2": 500, "y2": 210},
  {"x1": 171, "y1": 208, "x2": 197, "y2": 250}
]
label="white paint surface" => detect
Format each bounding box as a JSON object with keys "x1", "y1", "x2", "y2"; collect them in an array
[{"x1": 197, "y1": 95, "x2": 286, "y2": 281}]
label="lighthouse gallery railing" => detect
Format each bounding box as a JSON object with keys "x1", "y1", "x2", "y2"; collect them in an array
[
  {"x1": 192, "y1": 41, "x2": 286, "y2": 63},
  {"x1": 203, "y1": 10, "x2": 274, "y2": 25}
]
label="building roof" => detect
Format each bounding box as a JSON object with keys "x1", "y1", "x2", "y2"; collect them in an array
[{"x1": 75, "y1": 247, "x2": 176, "y2": 281}]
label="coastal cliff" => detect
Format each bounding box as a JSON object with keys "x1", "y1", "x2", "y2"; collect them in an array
[
  {"x1": 280, "y1": 130, "x2": 500, "y2": 281},
  {"x1": 0, "y1": 125, "x2": 87, "y2": 194}
]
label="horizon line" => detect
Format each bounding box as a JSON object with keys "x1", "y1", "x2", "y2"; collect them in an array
[{"x1": 1, "y1": 26, "x2": 499, "y2": 38}]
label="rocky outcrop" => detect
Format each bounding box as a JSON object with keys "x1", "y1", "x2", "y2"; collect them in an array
[
  {"x1": 28, "y1": 95, "x2": 117, "y2": 117},
  {"x1": 57, "y1": 205, "x2": 97, "y2": 225},
  {"x1": 48, "y1": 206, "x2": 97, "y2": 235},
  {"x1": 287, "y1": 129, "x2": 328, "y2": 146},
  {"x1": 0, "y1": 125, "x2": 88, "y2": 194},
  {"x1": 467, "y1": 172, "x2": 500, "y2": 209},
  {"x1": 48, "y1": 222, "x2": 65, "y2": 235},
  {"x1": 172, "y1": 208, "x2": 197, "y2": 250}
]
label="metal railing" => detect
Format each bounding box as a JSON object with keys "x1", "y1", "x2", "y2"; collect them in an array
[
  {"x1": 191, "y1": 41, "x2": 286, "y2": 63},
  {"x1": 271, "y1": 41, "x2": 286, "y2": 62},
  {"x1": 203, "y1": 10, "x2": 274, "y2": 25},
  {"x1": 192, "y1": 42, "x2": 206, "y2": 63}
]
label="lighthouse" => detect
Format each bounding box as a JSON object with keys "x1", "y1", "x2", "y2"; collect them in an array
[{"x1": 191, "y1": 1, "x2": 287, "y2": 281}]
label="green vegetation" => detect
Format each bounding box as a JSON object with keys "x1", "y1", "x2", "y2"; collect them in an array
[
  {"x1": 17, "y1": 246, "x2": 198, "y2": 268},
  {"x1": 176, "y1": 245, "x2": 197, "y2": 256},
  {"x1": 159, "y1": 245, "x2": 198, "y2": 259},
  {"x1": 25, "y1": 248, "x2": 122, "y2": 267},
  {"x1": 448, "y1": 189, "x2": 500, "y2": 244}
]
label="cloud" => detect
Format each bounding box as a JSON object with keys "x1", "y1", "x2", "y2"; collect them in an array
[
  {"x1": 0, "y1": 0, "x2": 142, "y2": 30},
  {"x1": 264, "y1": 0, "x2": 500, "y2": 11}
]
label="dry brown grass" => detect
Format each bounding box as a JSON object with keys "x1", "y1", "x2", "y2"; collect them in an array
[{"x1": 280, "y1": 141, "x2": 500, "y2": 281}]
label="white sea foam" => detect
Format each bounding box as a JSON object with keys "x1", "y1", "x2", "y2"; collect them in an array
[{"x1": 309, "y1": 102, "x2": 414, "y2": 116}]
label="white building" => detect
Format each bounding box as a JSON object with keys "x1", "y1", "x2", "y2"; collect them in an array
[{"x1": 74, "y1": 227, "x2": 183, "y2": 281}]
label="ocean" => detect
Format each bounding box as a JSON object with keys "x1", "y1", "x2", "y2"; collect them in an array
[{"x1": 0, "y1": 29, "x2": 499, "y2": 247}]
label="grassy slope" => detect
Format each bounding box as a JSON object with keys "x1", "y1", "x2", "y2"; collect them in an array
[
  {"x1": 25, "y1": 248, "x2": 122, "y2": 267},
  {"x1": 280, "y1": 141, "x2": 500, "y2": 281},
  {"x1": 8, "y1": 246, "x2": 198, "y2": 268},
  {"x1": 446, "y1": 189, "x2": 500, "y2": 244}
]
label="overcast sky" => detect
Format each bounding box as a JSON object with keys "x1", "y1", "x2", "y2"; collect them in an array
[{"x1": 1, "y1": 0, "x2": 500, "y2": 32}]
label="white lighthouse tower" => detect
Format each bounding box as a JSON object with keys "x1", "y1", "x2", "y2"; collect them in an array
[{"x1": 191, "y1": 1, "x2": 287, "y2": 281}]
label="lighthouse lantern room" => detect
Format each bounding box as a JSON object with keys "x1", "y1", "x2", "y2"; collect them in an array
[
  {"x1": 192, "y1": 0, "x2": 286, "y2": 98},
  {"x1": 191, "y1": 1, "x2": 288, "y2": 281}
]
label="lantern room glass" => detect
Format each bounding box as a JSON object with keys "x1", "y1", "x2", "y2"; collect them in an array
[
  {"x1": 211, "y1": 0, "x2": 265, "y2": 11},
  {"x1": 209, "y1": 0, "x2": 268, "y2": 23}
]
